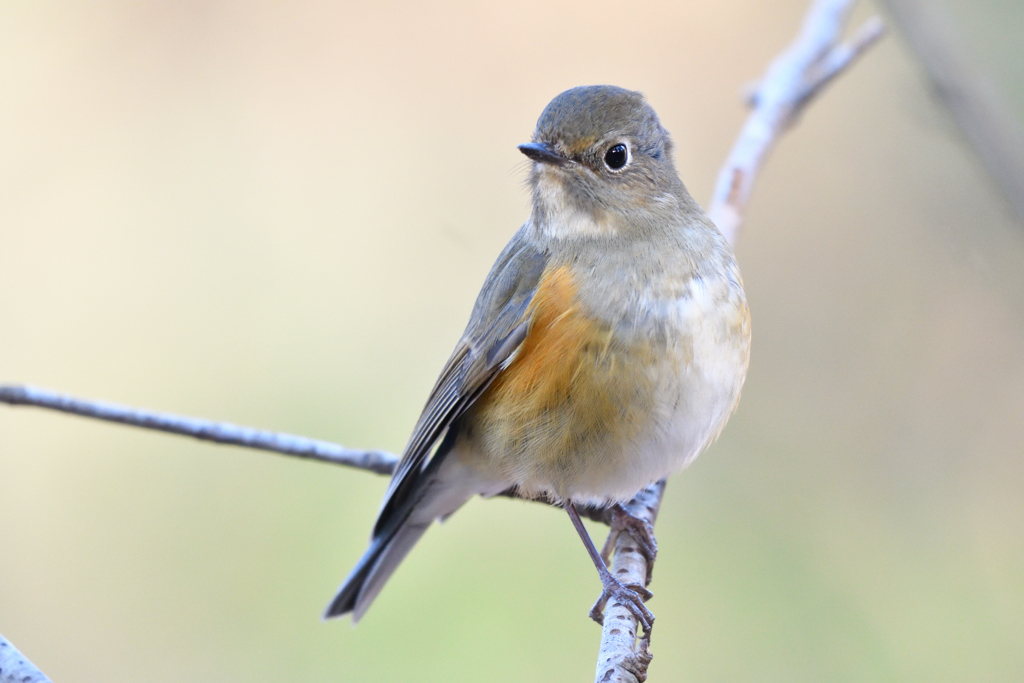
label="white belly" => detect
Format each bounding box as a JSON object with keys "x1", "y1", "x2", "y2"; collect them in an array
[{"x1": 565, "y1": 276, "x2": 750, "y2": 504}]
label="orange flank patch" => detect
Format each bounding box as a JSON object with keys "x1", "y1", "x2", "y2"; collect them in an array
[
  {"x1": 470, "y1": 265, "x2": 657, "y2": 490},
  {"x1": 492, "y1": 265, "x2": 592, "y2": 399}
]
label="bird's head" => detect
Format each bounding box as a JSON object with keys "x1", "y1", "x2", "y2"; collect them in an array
[{"x1": 519, "y1": 85, "x2": 688, "y2": 239}]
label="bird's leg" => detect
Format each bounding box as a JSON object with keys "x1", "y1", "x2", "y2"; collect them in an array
[
  {"x1": 566, "y1": 503, "x2": 654, "y2": 635},
  {"x1": 599, "y1": 503, "x2": 659, "y2": 585}
]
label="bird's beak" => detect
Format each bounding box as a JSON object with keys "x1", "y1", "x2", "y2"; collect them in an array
[{"x1": 517, "y1": 142, "x2": 570, "y2": 167}]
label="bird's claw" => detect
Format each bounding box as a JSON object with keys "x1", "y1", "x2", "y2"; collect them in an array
[{"x1": 589, "y1": 576, "x2": 655, "y2": 635}]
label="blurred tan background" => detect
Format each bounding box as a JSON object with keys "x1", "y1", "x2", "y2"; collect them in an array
[{"x1": 1, "y1": 1, "x2": 1022, "y2": 680}]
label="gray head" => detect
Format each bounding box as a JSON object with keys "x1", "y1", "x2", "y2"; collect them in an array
[{"x1": 519, "y1": 85, "x2": 692, "y2": 237}]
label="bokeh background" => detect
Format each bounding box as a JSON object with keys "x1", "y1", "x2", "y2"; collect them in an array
[{"x1": 2, "y1": 1, "x2": 1022, "y2": 680}]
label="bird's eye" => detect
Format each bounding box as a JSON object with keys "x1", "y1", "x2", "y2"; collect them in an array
[{"x1": 604, "y1": 143, "x2": 629, "y2": 170}]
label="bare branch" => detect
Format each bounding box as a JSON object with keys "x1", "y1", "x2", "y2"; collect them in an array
[
  {"x1": 881, "y1": 0, "x2": 1024, "y2": 224},
  {"x1": 0, "y1": 633, "x2": 51, "y2": 683},
  {"x1": 708, "y1": 0, "x2": 886, "y2": 246},
  {"x1": 594, "y1": 481, "x2": 663, "y2": 683},
  {"x1": 0, "y1": 384, "x2": 398, "y2": 475},
  {"x1": 595, "y1": 1, "x2": 884, "y2": 680}
]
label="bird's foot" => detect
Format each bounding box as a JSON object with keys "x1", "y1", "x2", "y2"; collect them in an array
[
  {"x1": 600, "y1": 503, "x2": 658, "y2": 584},
  {"x1": 589, "y1": 572, "x2": 655, "y2": 635}
]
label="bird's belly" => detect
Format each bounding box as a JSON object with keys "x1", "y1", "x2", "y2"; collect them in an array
[{"x1": 462, "y1": 273, "x2": 749, "y2": 504}]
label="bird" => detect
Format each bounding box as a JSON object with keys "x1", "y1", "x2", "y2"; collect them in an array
[{"x1": 323, "y1": 85, "x2": 750, "y2": 632}]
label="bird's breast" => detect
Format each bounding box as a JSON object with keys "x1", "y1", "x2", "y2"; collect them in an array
[{"x1": 462, "y1": 255, "x2": 749, "y2": 504}]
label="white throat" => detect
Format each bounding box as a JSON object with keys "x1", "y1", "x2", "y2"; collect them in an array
[{"x1": 531, "y1": 170, "x2": 615, "y2": 239}]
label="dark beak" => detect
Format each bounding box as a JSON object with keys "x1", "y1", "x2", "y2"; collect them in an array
[{"x1": 517, "y1": 142, "x2": 570, "y2": 166}]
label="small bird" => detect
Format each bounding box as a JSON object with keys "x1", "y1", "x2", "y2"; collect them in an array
[{"x1": 324, "y1": 85, "x2": 750, "y2": 631}]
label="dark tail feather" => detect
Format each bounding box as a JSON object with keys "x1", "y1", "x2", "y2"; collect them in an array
[
  {"x1": 323, "y1": 518, "x2": 430, "y2": 622},
  {"x1": 324, "y1": 432, "x2": 479, "y2": 622}
]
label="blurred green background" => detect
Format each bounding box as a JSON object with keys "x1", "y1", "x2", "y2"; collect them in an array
[{"x1": 2, "y1": 1, "x2": 1022, "y2": 680}]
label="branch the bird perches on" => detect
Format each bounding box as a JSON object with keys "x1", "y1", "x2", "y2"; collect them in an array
[{"x1": 0, "y1": 1, "x2": 884, "y2": 681}]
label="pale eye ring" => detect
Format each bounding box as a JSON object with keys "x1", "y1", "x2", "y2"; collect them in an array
[{"x1": 604, "y1": 143, "x2": 629, "y2": 170}]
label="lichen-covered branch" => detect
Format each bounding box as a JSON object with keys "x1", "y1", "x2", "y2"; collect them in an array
[
  {"x1": 0, "y1": 633, "x2": 51, "y2": 683},
  {"x1": 594, "y1": 1, "x2": 884, "y2": 681}
]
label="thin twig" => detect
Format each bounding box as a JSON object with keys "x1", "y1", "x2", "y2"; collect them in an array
[
  {"x1": 0, "y1": 633, "x2": 51, "y2": 683},
  {"x1": 0, "y1": 384, "x2": 398, "y2": 475},
  {"x1": 881, "y1": 0, "x2": 1024, "y2": 224},
  {"x1": 595, "y1": 1, "x2": 884, "y2": 681}
]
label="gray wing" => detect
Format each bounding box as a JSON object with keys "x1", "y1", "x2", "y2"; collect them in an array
[{"x1": 373, "y1": 230, "x2": 548, "y2": 534}]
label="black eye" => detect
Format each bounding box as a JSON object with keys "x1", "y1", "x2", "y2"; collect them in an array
[{"x1": 604, "y1": 143, "x2": 628, "y2": 170}]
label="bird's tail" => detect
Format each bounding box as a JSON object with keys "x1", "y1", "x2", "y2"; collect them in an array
[
  {"x1": 323, "y1": 455, "x2": 499, "y2": 622},
  {"x1": 322, "y1": 514, "x2": 431, "y2": 622}
]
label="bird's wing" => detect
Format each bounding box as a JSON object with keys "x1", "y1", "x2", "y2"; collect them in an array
[{"x1": 373, "y1": 231, "x2": 548, "y2": 534}]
